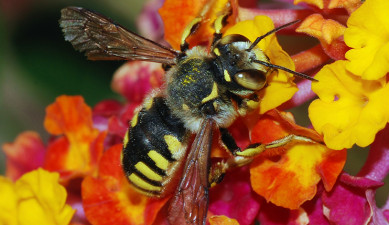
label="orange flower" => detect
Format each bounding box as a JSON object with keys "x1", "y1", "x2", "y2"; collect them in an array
[
  {"x1": 296, "y1": 14, "x2": 348, "y2": 60},
  {"x1": 248, "y1": 110, "x2": 346, "y2": 209},
  {"x1": 159, "y1": 0, "x2": 238, "y2": 49},
  {"x1": 43, "y1": 96, "x2": 105, "y2": 182}
]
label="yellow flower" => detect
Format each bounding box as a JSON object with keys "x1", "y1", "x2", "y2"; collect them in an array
[
  {"x1": 0, "y1": 168, "x2": 75, "y2": 225},
  {"x1": 224, "y1": 16, "x2": 298, "y2": 114},
  {"x1": 209, "y1": 215, "x2": 240, "y2": 225},
  {"x1": 0, "y1": 176, "x2": 17, "y2": 225},
  {"x1": 294, "y1": 0, "x2": 324, "y2": 9},
  {"x1": 309, "y1": 60, "x2": 389, "y2": 150},
  {"x1": 344, "y1": 0, "x2": 389, "y2": 80}
]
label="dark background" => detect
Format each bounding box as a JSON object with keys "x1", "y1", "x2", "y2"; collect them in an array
[{"x1": 0, "y1": 0, "x2": 143, "y2": 170}]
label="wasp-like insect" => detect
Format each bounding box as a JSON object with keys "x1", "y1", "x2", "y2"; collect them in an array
[{"x1": 60, "y1": 5, "x2": 316, "y2": 225}]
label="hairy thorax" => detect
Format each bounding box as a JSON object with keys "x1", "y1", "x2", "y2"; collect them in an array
[{"x1": 165, "y1": 46, "x2": 238, "y2": 133}]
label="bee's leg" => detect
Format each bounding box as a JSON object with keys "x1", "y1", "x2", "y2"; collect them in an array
[
  {"x1": 219, "y1": 127, "x2": 240, "y2": 155},
  {"x1": 181, "y1": 0, "x2": 232, "y2": 52},
  {"x1": 208, "y1": 128, "x2": 244, "y2": 186},
  {"x1": 208, "y1": 128, "x2": 316, "y2": 185},
  {"x1": 180, "y1": 17, "x2": 202, "y2": 52},
  {"x1": 211, "y1": 9, "x2": 232, "y2": 47},
  {"x1": 235, "y1": 135, "x2": 316, "y2": 157}
]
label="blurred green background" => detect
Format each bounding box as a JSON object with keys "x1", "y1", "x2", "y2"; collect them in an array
[
  {"x1": 0, "y1": 0, "x2": 387, "y2": 206},
  {"x1": 0, "y1": 0, "x2": 144, "y2": 173}
]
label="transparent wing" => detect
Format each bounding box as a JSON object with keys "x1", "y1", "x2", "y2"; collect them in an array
[
  {"x1": 167, "y1": 119, "x2": 214, "y2": 225},
  {"x1": 60, "y1": 7, "x2": 178, "y2": 64}
]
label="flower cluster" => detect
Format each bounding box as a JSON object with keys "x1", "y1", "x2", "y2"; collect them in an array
[{"x1": 1, "y1": 0, "x2": 389, "y2": 224}]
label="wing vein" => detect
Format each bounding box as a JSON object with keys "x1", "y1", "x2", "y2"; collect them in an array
[{"x1": 60, "y1": 7, "x2": 178, "y2": 64}]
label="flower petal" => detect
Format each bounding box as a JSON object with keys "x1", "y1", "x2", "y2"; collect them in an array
[
  {"x1": 111, "y1": 61, "x2": 164, "y2": 103},
  {"x1": 317, "y1": 148, "x2": 347, "y2": 191},
  {"x1": 250, "y1": 144, "x2": 324, "y2": 209},
  {"x1": 249, "y1": 111, "x2": 345, "y2": 209},
  {"x1": 328, "y1": 0, "x2": 362, "y2": 13},
  {"x1": 43, "y1": 96, "x2": 105, "y2": 180},
  {"x1": 297, "y1": 14, "x2": 345, "y2": 45},
  {"x1": 2, "y1": 131, "x2": 46, "y2": 181},
  {"x1": 296, "y1": 14, "x2": 348, "y2": 60},
  {"x1": 0, "y1": 169, "x2": 75, "y2": 225},
  {"x1": 294, "y1": 0, "x2": 324, "y2": 9},
  {"x1": 0, "y1": 176, "x2": 17, "y2": 225},
  {"x1": 259, "y1": 192, "x2": 330, "y2": 224},
  {"x1": 93, "y1": 100, "x2": 123, "y2": 118},
  {"x1": 322, "y1": 173, "x2": 384, "y2": 225},
  {"x1": 136, "y1": 0, "x2": 165, "y2": 42},
  {"x1": 44, "y1": 96, "x2": 95, "y2": 138},
  {"x1": 309, "y1": 60, "x2": 389, "y2": 149},
  {"x1": 209, "y1": 167, "x2": 260, "y2": 225},
  {"x1": 358, "y1": 125, "x2": 389, "y2": 182},
  {"x1": 303, "y1": 194, "x2": 330, "y2": 225},
  {"x1": 209, "y1": 215, "x2": 240, "y2": 225},
  {"x1": 159, "y1": 0, "x2": 238, "y2": 50},
  {"x1": 344, "y1": 0, "x2": 389, "y2": 80},
  {"x1": 159, "y1": 0, "x2": 207, "y2": 49},
  {"x1": 16, "y1": 168, "x2": 75, "y2": 225}
]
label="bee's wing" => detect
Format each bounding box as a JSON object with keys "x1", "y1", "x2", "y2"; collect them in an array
[
  {"x1": 167, "y1": 119, "x2": 214, "y2": 225},
  {"x1": 60, "y1": 7, "x2": 178, "y2": 64}
]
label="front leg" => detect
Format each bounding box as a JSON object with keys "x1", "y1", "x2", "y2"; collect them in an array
[
  {"x1": 236, "y1": 134, "x2": 316, "y2": 157},
  {"x1": 209, "y1": 128, "x2": 316, "y2": 186}
]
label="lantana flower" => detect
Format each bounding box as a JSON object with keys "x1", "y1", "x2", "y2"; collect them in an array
[
  {"x1": 309, "y1": 60, "x2": 389, "y2": 150},
  {"x1": 309, "y1": 0, "x2": 389, "y2": 150},
  {"x1": 344, "y1": 0, "x2": 389, "y2": 80},
  {"x1": 248, "y1": 110, "x2": 346, "y2": 209},
  {"x1": 0, "y1": 168, "x2": 75, "y2": 225},
  {"x1": 2, "y1": 0, "x2": 389, "y2": 224},
  {"x1": 43, "y1": 95, "x2": 106, "y2": 182}
]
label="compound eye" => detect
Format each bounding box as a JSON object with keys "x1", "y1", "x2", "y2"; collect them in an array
[{"x1": 233, "y1": 69, "x2": 267, "y2": 90}]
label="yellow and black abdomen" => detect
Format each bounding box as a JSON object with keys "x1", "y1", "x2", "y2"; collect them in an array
[{"x1": 122, "y1": 97, "x2": 189, "y2": 196}]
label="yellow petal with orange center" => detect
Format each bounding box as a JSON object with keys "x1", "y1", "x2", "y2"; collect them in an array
[
  {"x1": 43, "y1": 96, "x2": 104, "y2": 179},
  {"x1": 249, "y1": 110, "x2": 345, "y2": 209},
  {"x1": 309, "y1": 60, "x2": 389, "y2": 149},
  {"x1": 224, "y1": 16, "x2": 298, "y2": 114},
  {"x1": 345, "y1": 0, "x2": 389, "y2": 80},
  {"x1": 250, "y1": 143, "x2": 338, "y2": 209}
]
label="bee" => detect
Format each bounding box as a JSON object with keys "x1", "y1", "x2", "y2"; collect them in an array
[{"x1": 60, "y1": 5, "x2": 316, "y2": 225}]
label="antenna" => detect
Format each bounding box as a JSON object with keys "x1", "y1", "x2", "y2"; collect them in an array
[
  {"x1": 253, "y1": 60, "x2": 318, "y2": 81},
  {"x1": 246, "y1": 20, "x2": 300, "y2": 52}
]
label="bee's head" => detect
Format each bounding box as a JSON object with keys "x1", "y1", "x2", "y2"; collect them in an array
[
  {"x1": 212, "y1": 25, "x2": 317, "y2": 98},
  {"x1": 212, "y1": 34, "x2": 271, "y2": 97}
]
